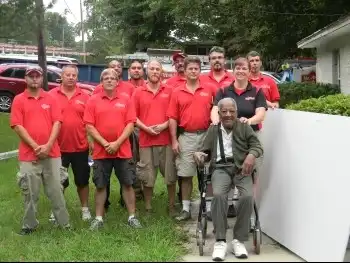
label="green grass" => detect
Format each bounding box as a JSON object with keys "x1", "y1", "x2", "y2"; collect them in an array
[
  {"x1": 0, "y1": 158, "x2": 189, "y2": 261},
  {"x1": 0, "y1": 113, "x2": 18, "y2": 152}
]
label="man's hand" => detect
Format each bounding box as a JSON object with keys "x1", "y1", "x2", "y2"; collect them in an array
[
  {"x1": 172, "y1": 140, "x2": 180, "y2": 155},
  {"x1": 242, "y1": 154, "x2": 256, "y2": 176},
  {"x1": 193, "y1": 152, "x2": 208, "y2": 166},
  {"x1": 239, "y1": 117, "x2": 251, "y2": 125},
  {"x1": 106, "y1": 141, "x2": 121, "y2": 155},
  {"x1": 146, "y1": 126, "x2": 160, "y2": 136},
  {"x1": 35, "y1": 144, "x2": 51, "y2": 159},
  {"x1": 152, "y1": 123, "x2": 167, "y2": 134},
  {"x1": 211, "y1": 115, "x2": 220, "y2": 125}
]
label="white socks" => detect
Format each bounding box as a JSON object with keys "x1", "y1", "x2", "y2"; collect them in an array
[
  {"x1": 128, "y1": 215, "x2": 135, "y2": 221},
  {"x1": 182, "y1": 200, "x2": 190, "y2": 212}
]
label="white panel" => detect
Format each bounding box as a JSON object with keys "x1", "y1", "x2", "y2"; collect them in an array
[{"x1": 258, "y1": 109, "x2": 350, "y2": 262}]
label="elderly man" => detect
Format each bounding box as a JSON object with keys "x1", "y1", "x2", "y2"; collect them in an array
[{"x1": 194, "y1": 98, "x2": 263, "y2": 261}]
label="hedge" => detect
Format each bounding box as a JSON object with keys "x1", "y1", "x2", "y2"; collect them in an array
[
  {"x1": 279, "y1": 82, "x2": 341, "y2": 108},
  {"x1": 286, "y1": 94, "x2": 350, "y2": 116}
]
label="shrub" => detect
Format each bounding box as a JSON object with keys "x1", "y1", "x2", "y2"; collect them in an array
[
  {"x1": 278, "y1": 82, "x2": 340, "y2": 108},
  {"x1": 286, "y1": 94, "x2": 350, "y2": 116}
]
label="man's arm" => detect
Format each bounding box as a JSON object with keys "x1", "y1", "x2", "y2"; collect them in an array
[
  {"x1": 46, "y1": 121, "x2": 61, "y2": 148},
  {"x1": 13, "y1": 126, "x2": 39, "y2": 150},
  {"x1": 114, "y1": 123, "x2": 134, "y2": 145},
  {"x1": 244, "y1": 125, "x2": 263, "y2": 158},
  {"x1": 199, "y1": 125, "x2": 214, "y2": 160},
  {"x1": 136, "y1": 118, "x2": 149, "y2": 132},
  {"x1": 169, "y1": 118, "x2": 178, "y2": 143},
  {"x1": 86, "y1": 124, "x2": 109, "y2": 147},
  {"x1": 211, "y1": 88, "x2": 224, "y2": 124}
]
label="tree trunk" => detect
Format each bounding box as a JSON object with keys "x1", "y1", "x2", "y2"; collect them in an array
[{"x1": 35, "y1": 0, "x2": 48, "y2": 91}]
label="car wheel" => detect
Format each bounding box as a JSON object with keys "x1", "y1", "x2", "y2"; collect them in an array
[{"x1": 0, "y1": 92, "x2": 14, "y2": 112}]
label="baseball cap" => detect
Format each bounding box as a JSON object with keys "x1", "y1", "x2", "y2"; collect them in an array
[
  {"x1": 172, "y1": 52, "x2": 187, "y2": 62},
  {"x1": 25, "y1": 66, "x2": 43, "y2": 76}
]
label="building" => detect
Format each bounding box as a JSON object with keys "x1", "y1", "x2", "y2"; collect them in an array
[{"x1": 297, "y1": 15, "x2": 350, "y2": 93}]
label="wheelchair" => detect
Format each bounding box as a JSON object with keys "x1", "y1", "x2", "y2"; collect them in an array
[{"x1": 195, "y1": 163, "x2": 262, "y2": 256}]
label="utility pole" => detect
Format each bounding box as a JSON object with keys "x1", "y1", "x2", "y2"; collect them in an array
[
  {"x1": 35, "y1": 0, "x2": 48, "y2": 90},
  {"x1": 80, "y1": 0, "x2": 86, "y2": 63},
  {"x1": 62, "y1": 26, "x2": 65, "y2": 48}
]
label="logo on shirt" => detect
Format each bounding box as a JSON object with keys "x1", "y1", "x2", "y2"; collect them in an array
[
  {"x1": 245, "y1": 97, "x2": 255, "y2": 101},
  {"x1": 199, "y1": 92, "x2": 209, "y2": 97},
  {"x1": 41, "y1": 104, "x2": 50, "y2": 109},
  {"x1": 115, "y1": 102, "x2": 126, "y2": 108},
  {"x1": 75, "y1": 99, "x2": 85, "y2": 105}
]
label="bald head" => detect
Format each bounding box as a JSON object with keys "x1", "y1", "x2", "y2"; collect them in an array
[
  {"x1": 218, "y1": 98, "x2": 237, "y2": 129},
  {"x1": 147, "y1": 60, "x2": 163, "y2": 84}
]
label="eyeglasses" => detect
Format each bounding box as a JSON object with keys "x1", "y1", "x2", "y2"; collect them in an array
[
  {"x1": 210, "y1": 56, "x2": 224, "y2": 60},
  {"x1": 102, "y1": 77, "x2": 117, "y2": 81}
]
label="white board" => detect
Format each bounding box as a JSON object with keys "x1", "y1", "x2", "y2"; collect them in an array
[{"x1": 258, "y1": 109, "x2": 350, "y2": 262}]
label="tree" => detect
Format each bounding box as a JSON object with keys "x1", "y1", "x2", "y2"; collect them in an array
[{"x1": 45, "y1": 12, "x2": 76, "y2": 47}]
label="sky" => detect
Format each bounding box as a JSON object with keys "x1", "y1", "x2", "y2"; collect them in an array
[{"x1": 43, "y1": 0, "x2": 85, "y2": 41}]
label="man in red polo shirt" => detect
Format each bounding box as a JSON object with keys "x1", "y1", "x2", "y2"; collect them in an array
[
  {"x1": 247, "y1": 51, "x2": 280, "y2": 108},
  {"x1": 168, "y1": 56, "x2": 216, "y2": 221},
  {"x1": 201, "y1": 46, "x2": 235, "y2": 91},
  {"x1": 10, "y1": 65, "x2": 70, "y2": 235},
  {"x1": 84, "y1": 68, "x2": 142, "y2": 230},
  {"x1": 165, "y1": 52, "x2": 187, "y2": 88},
  {"x1": 133, "y1": 60, "x2": 177, "y2": 216},
  {"x1": 49, "y1": 64, "x2": 92, "y2": 222}
]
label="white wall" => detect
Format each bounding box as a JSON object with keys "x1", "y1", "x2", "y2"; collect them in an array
[
  {"x1": 258, "y1": 109, "x2": 350, "y2": 262},
  {"x1": 316, "y1": 47, "x2": 333, "y2": 84}
]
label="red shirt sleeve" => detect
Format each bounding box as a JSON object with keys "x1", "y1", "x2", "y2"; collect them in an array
[
  {"x1": 125, "y1": 98, "x2": 137, "y2": 125},
  {"x1": 50, "y1": 96, "x2": 62, "y2": 123},
  {"x1": 83, "y1": 97, "x2": 96, "y2": 125},
  {"x1": 268, "y1": 78, "x2": 280, "y2": 102},
  {"x1": 167, "y1": 91, "x2": 179, "y2": 120},
  {"x1": 10, "y1": 96, "x2": 23, "y2": 128}
]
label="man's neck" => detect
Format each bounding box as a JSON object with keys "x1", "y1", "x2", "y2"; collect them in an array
[
  {"x1": 131, "y1": 78, "x2": 144, "y2": 86},
  {"x1": 250, "y1": 71, "x2": 261, "y2": 79},
  {"x1": 104, "y1": 89, "x2": 114, "y2": 98},
  {"x1": 186, "y1": 79, "x2": 199, "y2": 91},
  {"x1": 147, "y1": 81, "x2": 160, "y2": 92},
  {"x1": 212, "y1": 69, "x2": 225, "y2": 78},
  {"x1": 177, "y1": 72, "x2": 185, "y2": 78},
  {"x1": 61, "y1": 85, "x2": 75, "y2": 93},
  {"x1": 27, "y1": 88, "x2": 40, "y2": 98}
]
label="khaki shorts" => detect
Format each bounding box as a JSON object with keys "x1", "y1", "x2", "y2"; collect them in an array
[
  {"x1": 176, "y1": 131, "x2": 207, "y2": 178},
  {"x1": 136, "y1": 145, "x2": 176, "y2": 188}
]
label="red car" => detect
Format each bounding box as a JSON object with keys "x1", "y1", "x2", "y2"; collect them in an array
[{"x1": 0, "y1": 63, "x2": 95, "y2": 112}]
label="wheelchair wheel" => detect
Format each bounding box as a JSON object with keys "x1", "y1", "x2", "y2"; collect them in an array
[
  {"x1": 253, "y1": 226, "x2": 262, "y2": 255},
  {"x1": 201, "y1": 216, "x2": 207, "y2": 238},
  {"x1": 197, "y1": 229, "x2": 204, "y2": 256}
]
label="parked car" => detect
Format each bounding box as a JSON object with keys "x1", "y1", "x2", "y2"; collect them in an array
[
  {"x1": 201, "y1": 69, "x2": 282, "y2": 84},
  {"x1": 0, "y1": 63, "x2": 95, "y2": 112}
]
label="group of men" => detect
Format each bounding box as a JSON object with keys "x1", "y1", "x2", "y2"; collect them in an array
[{"x1": 10, "y1": 46, "x2": 280, "y2": 261}]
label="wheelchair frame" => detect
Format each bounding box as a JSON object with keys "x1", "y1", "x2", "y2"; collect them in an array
[{"x1": 195, "y1": 163, "x2": 262, "y2": 256}]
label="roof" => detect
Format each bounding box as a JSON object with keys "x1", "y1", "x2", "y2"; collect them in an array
[{"x1": 298, "y1": 14, "x2": 350, "y2": 49}]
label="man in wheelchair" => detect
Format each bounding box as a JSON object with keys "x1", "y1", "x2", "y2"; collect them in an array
[{"x1": 194, "y1": 97, "x2": 263, "y2": 261}]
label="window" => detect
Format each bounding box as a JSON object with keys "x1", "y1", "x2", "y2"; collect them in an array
[
  {"x1": 47, "y1": 71, "x2": 60, "y2": 83},
  {"x1": 0, "y1": 68, "x2": 14, "y2": 77},
  {"x1": 332, "y1": 49, "x2": 340, "y2": 86},
  {"x1": 12, "y1": 69, "x2": 26, "y2": 79}
]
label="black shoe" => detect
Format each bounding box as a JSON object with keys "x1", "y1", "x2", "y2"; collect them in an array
[
  {"x1": 18, "y1": 228, "x2": 35, "y2": 236},
  {"x1": 227, "y1": 204, "x2": 237, "y2": 218}
]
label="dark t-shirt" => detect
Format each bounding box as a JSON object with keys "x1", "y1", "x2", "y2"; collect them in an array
[{"x1": 214, "y1": 81, "x2": 267, "y2": 131}]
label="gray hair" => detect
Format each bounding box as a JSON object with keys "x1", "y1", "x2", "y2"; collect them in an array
[
  {"x1": 209, "y1": 46, "x2": 225, "y2": 56},
  {"x1": 62, "y1": 64, "x2": 79, "y2": 74},
  {"x1": 218, "y1": 97, "x2": 237, "y2": 110}
]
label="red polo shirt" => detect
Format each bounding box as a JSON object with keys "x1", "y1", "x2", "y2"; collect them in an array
[
  {"x1": 10, "y1": 89, "x2": 62, "y2": 161},
  {"x1": 133, "y1": 84, "x2": 172, "y2": 147},
  {"x1": 167, "y1": 81, "x2": 216, "y2": 131},
  {"x1": 92, "y1": 81, "x2": 135, "y2": 98},
  {"x1": 83, "y1": 91, "x2": 136, "y2": 159},
  {"x1": 200, "y1": 70, "x2": 235, "y2": 91},
  {"x1": 165, "y1": 74, "x2": 186, "y2": 88},
  {"x1": 249, "y1": 73, "x2": 280, "y2": 102},
  {"x1": 49, "y1": 86, "x2": 90, "y2": 153}
]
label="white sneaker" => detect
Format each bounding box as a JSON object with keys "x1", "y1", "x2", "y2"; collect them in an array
[
  {"x1": 49, "y1": 212, "x2": 56, "y2": 223},
  {"x1": 232, "y1": 239, "x2": 248, "y2": 258},
  {"x1": 212, "y1": 241, "x2": 227, "y2": 261},
  {"x1": 82, "y1": 209, "x2": 92, "y2": 221}
]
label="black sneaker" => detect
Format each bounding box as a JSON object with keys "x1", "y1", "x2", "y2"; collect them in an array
[{"x1": 18, "y1": 228, "x2": 35, "y2": 236}]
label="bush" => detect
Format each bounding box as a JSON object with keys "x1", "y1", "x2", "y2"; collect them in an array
[
  {"x1": 278, "y1": 82, "x2": 340, "y2": 108},
  {"x1": 286, "y1": 94, "x2": 350, "y2": 116}
]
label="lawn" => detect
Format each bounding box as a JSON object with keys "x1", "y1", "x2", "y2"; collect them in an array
[
  {"x1": 0, "y1": 113, "x2": 18, "y2": 152},
  {"x1": 0, "y1": 158, "x2": 189, "y2": 262}
]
